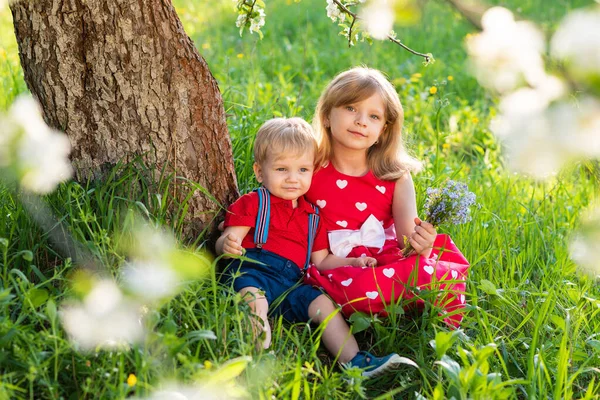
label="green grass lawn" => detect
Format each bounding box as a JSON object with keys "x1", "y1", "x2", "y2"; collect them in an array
[{"x1": 1, "y1": 0, "x2": 599, "y2": 398}]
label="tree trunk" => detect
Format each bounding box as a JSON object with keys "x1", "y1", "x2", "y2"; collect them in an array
[{"x1": 10, "y1": 0, "x2": 239, "y2": 238}]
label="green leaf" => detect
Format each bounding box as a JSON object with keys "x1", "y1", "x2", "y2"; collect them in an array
[
  {"x1": 207, "y1": 356, "x2": 252, "y2": 384},
  {"x1": 46, "y1": 299, "x2": 57, "y2": 324},
  {"x1": 479, "y1": 279, "x2": 498, "y2": 295},
  {"x1": 348, "y1": 312, "x2": 372, "y2": 333},
  {"x1": 0, "y1": 238, "x2": 8, "y2": 249},
  {"x1": 430, "y1": 330, "x2": 460, "y2": 359},
  {"x1": 21, "y1": 250, "x2": 33, "y2": 262},
  {"x1": 27, "y1": 288, "x2": 49, "y2": 309},
  {"x1": 587, "y1": 339, "x2": 600, "y2": 352}
]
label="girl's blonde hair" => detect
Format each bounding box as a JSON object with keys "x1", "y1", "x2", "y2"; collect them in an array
[{"x1": 313, "y1": 67, "x2": 422, "y2": 180}]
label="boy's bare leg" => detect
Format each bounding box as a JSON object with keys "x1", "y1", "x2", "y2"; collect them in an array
[
  {"x1": 308, "y1": 294, "x2": 359, "y2": 363},
  {"x1": 239, "y1": 286, "x2": 271, "y2": 350}
]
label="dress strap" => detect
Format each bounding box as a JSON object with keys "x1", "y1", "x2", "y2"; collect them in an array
[{"x1": 253, "y1": 187, "x2": 270, "y2": 248}]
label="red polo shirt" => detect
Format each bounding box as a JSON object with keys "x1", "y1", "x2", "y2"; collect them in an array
[{"x1": 224, "y1": 192, "x2": 328, "y2": 269}]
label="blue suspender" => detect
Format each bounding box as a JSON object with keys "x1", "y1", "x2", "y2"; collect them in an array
[{"x1": 253, "y1": 187, "x2": 320, "y2": 270}]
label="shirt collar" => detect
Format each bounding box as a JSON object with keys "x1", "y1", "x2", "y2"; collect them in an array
[{"x1": 268, "y1": 192, "x2": 316, "y2": 214}]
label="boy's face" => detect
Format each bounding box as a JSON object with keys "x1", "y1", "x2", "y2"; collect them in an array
[{"x1": 253, "y1": 150, "x2": 315, "y2": 206}]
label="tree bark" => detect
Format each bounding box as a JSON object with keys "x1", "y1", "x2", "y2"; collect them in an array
[{"x1": 10, "y1": 0, "x2": 239, "y2": 238}]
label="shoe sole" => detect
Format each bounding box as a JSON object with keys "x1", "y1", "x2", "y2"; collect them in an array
[{"x1": 362, "y1": 354, "x2": 403, "y2": 378}]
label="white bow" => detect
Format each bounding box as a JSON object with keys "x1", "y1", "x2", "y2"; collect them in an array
[{"x1": 329, "y1": 214, "x2": 386, "y2": 257}]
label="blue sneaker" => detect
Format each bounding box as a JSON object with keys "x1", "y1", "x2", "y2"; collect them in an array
[{"x1": 345, "y1": 351, "x2": 402, "y2": 378}]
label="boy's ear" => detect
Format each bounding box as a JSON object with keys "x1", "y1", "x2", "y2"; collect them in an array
[{"x1": 253, "y1": 162, "x2": 263, "y2": 183}]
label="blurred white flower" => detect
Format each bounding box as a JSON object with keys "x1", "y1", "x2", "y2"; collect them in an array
[
  {"x1": 0, "y1": 95, "x2": 73, "y2": 194},
  {"x1": 326, "y1": 0, "x2": 345, "y2": 23},
  {"x1": 60, "y1": 279, "x2": 144, "y2": 350},
  {"x1": 551, "y1": 8, "x2": 600, "y2": 81},
  {"x1": 360, "y1": 0, "x2": 394, "y2": 40},
  {"x1": 492, "y1": 91, "x2": 600, "y2": 178},
  {"x1": 122, "y1": 260, "x2": 180, "y2": 301},
  {"x1": 466, "y1": 7, "x2": 546, "y2": 93},
  {"x1": 249, "y1": 8, "x2": 265, "y2": 33},
  {"x1": 235, "y1": 14, "x2": 247, "y2": 28},
  {"x1": 570, "y1": 205, "x2": 600, "y2": 279}
]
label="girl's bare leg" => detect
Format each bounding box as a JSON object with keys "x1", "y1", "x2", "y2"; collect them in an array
[
  {"x1": 239, "y1": 286, "x2": 271, "y2": 350},
  {"x1": 308, "y1": 294, "x2": 359, "y2": 363}
]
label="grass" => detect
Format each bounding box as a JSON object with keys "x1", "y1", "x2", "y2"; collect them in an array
[{"x1": 1, "y1": 0, "x2": 599, "y2": 398}]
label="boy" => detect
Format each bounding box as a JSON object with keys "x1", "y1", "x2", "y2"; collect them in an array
[{"x1": 216, "y1": 117, "x2": 401, "y2": 377}]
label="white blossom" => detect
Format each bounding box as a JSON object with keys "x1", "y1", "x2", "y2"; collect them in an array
[
  {"x1": 326, "y1": 0, "x2": 345, "y2": 23},
  {"x1": 492, "y1": 91, "x2": 600, "y2": 179},
  {"x1": 1, "y1": 95, "x2": 73, "y2": 194},
  {"x1": 235, "y1": 13, "x2": 247, "y2": 28},
  {"x1": 570, "y1": 205, "x2": 600, "y2": 279},
  {"x1": 466, "y1": 7, "x2": 546, "y2": 93},
  {"x1": 60, "y1": 280, "x2": 144, "y2": 350},
  {"x1": 551, "y1": 9, "x2": 600, "y2": 81},
  {"x1": 121, "y1": 259, "x2": 180, "y2": 301},
  {"x1": 360, "y1": 0, "x2": 394, "y2": 40},
  {"x1": 249, "y1": 8, "x2": 266, "y2": 33}
]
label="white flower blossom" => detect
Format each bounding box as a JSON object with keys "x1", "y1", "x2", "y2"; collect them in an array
[
  {"x1": 326, "y1": 0, "x2": 345, "y2": 23},
  {"x1": 249, "y1": 8, "x2": 266, "y2": 33},
  {"x1": 466, "y1": 7, "x2": 546, "y2": 93},
  {"x1": 60, "y1": 280, "x2": 144, "y2": 350},
  {"x1": 551, "y1": 9, "x2": 600, "y2": 81},
  {"x1": 570, "y1": 205, "x2": 600, "y2": 279},
  {"x1": 0, "y1": 95, "x2": 73, "y2": 194},
  {"x1": 235, "y1": 13, "x2": 247, "y2": 28},
  {"x1": 122, "y1": 259, "x2": 181, "y2": 301},
  {"x1": 492, "y1": 91, "x2": 600, "y2": 179},
  {"x1": 360, "y1": 0, "x2": 394, "y2": 40}
]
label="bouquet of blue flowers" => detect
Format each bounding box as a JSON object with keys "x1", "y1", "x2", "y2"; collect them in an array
[{"x1": 403, "y1": 179, "x2": 477, "y2": 257}]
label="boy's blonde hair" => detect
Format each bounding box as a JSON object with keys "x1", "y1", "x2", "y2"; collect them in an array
[
  {"x1": 314, "y1": 67, "x2": 422, "y2": 180},
  {"x1": 254, "y1": 117, "x2": 317, "y2": 164}
]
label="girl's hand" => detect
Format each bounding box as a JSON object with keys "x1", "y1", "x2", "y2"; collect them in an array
[
  {"x1": 408, "y1": 217, "x2": 437, "y2": 258},
  {"x1": 222, "y1": 233, "x2": 244, "y2": 256},
  {"x1": 352, "y1": 256, "x2": 378, "y2": 268}
]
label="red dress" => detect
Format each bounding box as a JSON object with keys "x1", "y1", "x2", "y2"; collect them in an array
[{"x1": 304, "y1": 163, "x2": 470, "y2": 327}]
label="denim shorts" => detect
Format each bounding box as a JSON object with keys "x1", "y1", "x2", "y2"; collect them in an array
[{"x1": 221, "y1": 249, "x2": 323, "y2": 323}]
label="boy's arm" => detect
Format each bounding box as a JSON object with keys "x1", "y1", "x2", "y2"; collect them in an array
[
  {"x1": 310, "y1": 249, "x2": 377, "y2": 270},
  {"x1": 216, "y1": 226, "x2": 251, "y2": 256}
]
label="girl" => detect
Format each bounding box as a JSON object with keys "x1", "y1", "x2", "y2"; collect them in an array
[{"x1": 304, "y1": 67, "x2": 470, "y2": 327}]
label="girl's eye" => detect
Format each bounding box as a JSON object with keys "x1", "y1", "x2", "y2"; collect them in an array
[{"x1": 345, "y1": 106, "x2": 355, "y2": 112}]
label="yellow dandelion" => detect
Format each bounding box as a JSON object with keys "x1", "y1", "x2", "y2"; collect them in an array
[
  {"x1": 411, "y1": 73, "x2": 422, "y2": 78},
  {"x1": 472, "y1": 117, "x2": 479, "y2": 124},
  {"x1": 237, "y1": 53, "x2": 244, "y2": 59},
  {"x1": 465, "y1": 33, "x2": 473, "y2": 40},
  {"x1": 447, "y1": 75, "x2": 454, "y2": 81},
  {"x1": 204, "y1": 360, "x2": 213, "y2": 370},
  {"x1": 429, "y1": 86, "x2": 438, "y2": 95},
  {"x1": 202, "y1": 43, "x2": 210, "y2": 50},
  {"x1": 127, "y1": 374, "x2": 137, "y2": 387},
  {"x1": 442, "y1": 143, "x2": 450, "y2": 150}
]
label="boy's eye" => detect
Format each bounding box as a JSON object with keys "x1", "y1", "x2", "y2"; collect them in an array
[
  {"x1": 276, "y1": 168, "x2": 286, "y2": 171},
  {"x1": 371, "y1": 115, "x2": 380, "y2": 120},
  {"x1": 300, "y1": 168, "x2": 310, "y2": 173}
]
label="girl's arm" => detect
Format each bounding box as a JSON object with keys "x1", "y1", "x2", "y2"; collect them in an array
[
  {"x1": 215, "y1": 226, "x2": 251, "y2": 256},
  {"x1": 392, "y1": 172, "x2": 437, "y2": 258},
  {"x1": 311, "y1": 249, "x2": 377, "y2": 270}
]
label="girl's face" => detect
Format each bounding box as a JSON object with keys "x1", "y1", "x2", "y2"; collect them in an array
[{"x1": 326, "y1": 93, "x2": 387, "y2": 152}]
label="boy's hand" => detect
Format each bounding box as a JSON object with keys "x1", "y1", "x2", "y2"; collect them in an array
[
  {"x1": 352, "y1": 256, "x2": 378, "y2": 268},
  {"x1": 222, "y1": 233, "x2": 244, "y2": 256},
  {"x1": 409, "y1": 217, "x2": 437, "y2": 258}
]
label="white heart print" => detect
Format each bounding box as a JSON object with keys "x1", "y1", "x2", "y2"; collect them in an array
[
  {"x1": 460, "y1": 294, "x2": 466, "y2": 303},
  {"x1": 383, "y1": 268, "x2": 395, "y2": 278},
  {"x1": 341, "y1": 278, "x2": 353, "y2": 287},
  {"x1": 316, "y1": 200, "x2": 327, "y2": 208},
  {"x1": 424, "y1": 265, "x2": 434, "y2": 275},
  {"x1": 366, "y1": 291, "x2": 378, "y2": 300},
  {"x1": 451, "y1": 270, "x2": 458, "y2": 279},
  {"x1": 376, "y1": 185, "x2": 386, "y2": 194},
  {"x1": 336, "y1": 179, "x2": 348, "y2": 189},
  {"x1": 336, "y1": 220, "x2": 348, "y2": 228},
  {"x1": 355, "y1": 202, "x2": 367, "y2": 211}
]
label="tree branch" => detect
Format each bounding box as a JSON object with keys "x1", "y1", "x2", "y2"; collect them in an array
[{"x1": 440, "y1": 0, "x2": 487, "y2": 31}]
